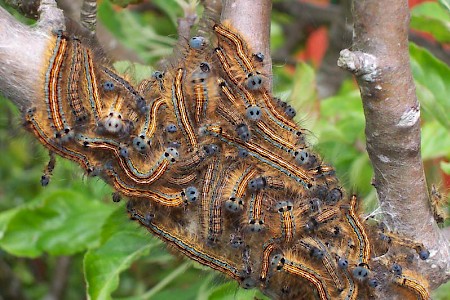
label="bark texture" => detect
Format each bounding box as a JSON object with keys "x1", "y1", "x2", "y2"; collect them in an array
[
  {"x1": 338, "y1": 0, "x2": 450, "y2": 288},
  {"x1": 0, "y1": 1, "x2": 60, "y2": 112}
]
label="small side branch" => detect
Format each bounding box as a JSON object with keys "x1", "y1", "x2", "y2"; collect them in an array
[
  {"x1": 44, "y1": 256, "x2": 72, "y2": 300},
  {"x1": 339, "y1": 0, "x2": 450, "y2": 289}
]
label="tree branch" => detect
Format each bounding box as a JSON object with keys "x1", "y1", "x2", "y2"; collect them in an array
[
  {"x1": 0, "y1": 1, "x2": 63, "y2": 112},
  {"x1": 338, "y1": 0, "x2": 450, "y2": 288},
  {"x1": 43, "y1": 256, "x2": 71, "y2": 300}
]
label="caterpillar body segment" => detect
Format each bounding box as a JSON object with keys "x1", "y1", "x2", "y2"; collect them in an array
[{"x1": 393, "y1": 274, "x2": 430, "y2": 300}]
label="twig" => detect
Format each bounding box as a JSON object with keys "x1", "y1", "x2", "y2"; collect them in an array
[
  {"x1": 57, "y1": 0, "x2": 144, "y2": 63},
  {"x1": 43, "y1": 256, "x2": 72, "y2": 300},
  {"x1": 338, "y1": 0, "x2": 450, "y2": 289},
  {"x1": 140, "y1": 262, "x2": 191, "y2": 300}
]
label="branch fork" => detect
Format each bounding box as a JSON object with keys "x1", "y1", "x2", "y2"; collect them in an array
[{"x1": 338, "y1": 49, "x2": 379, "y2": 82}]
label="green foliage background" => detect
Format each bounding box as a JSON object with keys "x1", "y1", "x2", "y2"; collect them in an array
[{"x1": 0, "y1": 0, "x2": 449, "y2": 299}]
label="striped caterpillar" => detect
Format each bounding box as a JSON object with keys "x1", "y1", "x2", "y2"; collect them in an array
[{"x1": 20, "y1": 8, "x2": 432, "y2": 300}]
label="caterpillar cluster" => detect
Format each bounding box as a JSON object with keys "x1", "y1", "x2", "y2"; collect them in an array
[{"x1": 23, "y1": 14, "x2": 432, "y2": 300}]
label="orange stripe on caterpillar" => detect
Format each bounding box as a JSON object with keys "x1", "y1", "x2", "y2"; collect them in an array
[
  {"x1": 77, "y1": 136, "x2": 173, "y2": 185},
  {"x1": 276, "y1": 201, "x2": 295, "y2": 243},
  {"x1": 262, "y1": 90, "x2": 298, "y2": 130},
  {"x1": 194, "y1": 82, "x2": 206, "y2": 123},
  {"x1": 216, "y1": 101, "x2": 246, "y2": 128},
  {"x1": 250, "y1": 190, "x2": 264, "y2": 221},
  {"x1": 213, "y1": 23, "x2": 255, "y2": 73},
  {"x1": 213, "y1": 23, "x2": 265, "y2": 91},
  {"x1": 204, "y1": 125, "x2": 313, "y2": 188},
  {"x1": 315, "y1": 207, "x2": 340, "y2": 224},
  {"x1": 191, "y1": 67, "x2": 212, "y2": 124},
  {"x1": 208, "y1": 162, "x2": 232, "y2": 243},
  {"x1": 260, "y1": 241, "x2": 278, "y2": 282},
  {"x1": 309, "y1": 237, "x2": 345, "y2": 292},
  {"x1": 83, "y1": 48, "x2": 102, "y2": 120},
  {"x1": 25, "y1": 111, "x2": 91, "y2": 171},
  {"x1": 255, "y1": 120, "x2": 297, "y2": 153},
  {"x1": 282, "y1": 213, "x2": 295, "y2": 241},
  {"x1": 393, "y1": 276, "x2": 430, "y2": 300},
  {"x1": 278, "y1": 257, "x2": 330, "y2": 300},
  {"x1": 67, "y1": 38, "x2": 89, "y2": 123},
  {"x1": 141, "y1": 98, "x2": 165, "y2": 138},
  {"x1": 236, "y1": 167, "x2": 258, "y2": 199},
  {"x1": 173, "y1": 68, "x2": 198, "y2": 150},
  {"x1": 45, "y1": 31, "x2": 68, "y2": 132},
  {"x1": 213, "y1": 48, "x2": 256, "y2": 106},
  {"x1": 346, "y1": 195, "x2": 371, "y2": 265},
  {"x1": 218, "y1": 78, "x2": 239, "y2": 106},
  {"x1": 133, "y1": 213, "x2": 241, "y2": 281},
  {"x1": 167, "y1": 173, "x2": 197, "y2": 186},
  {"x1": 201, "y1": 159, "x2": 219, "y2": 237}
]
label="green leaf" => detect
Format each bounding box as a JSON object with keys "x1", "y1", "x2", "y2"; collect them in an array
[
  {"x1": 421, "y1": 121, "x2": 450, "y2": 160},
  {"x1": 349, "y1": 153, "x2": 373, "y2": 195},
  {"x1": 113, "y1": 61, "x2": 153, "y2": 84},
  {"x1": 110, "y1": 0, "x2": 142, "y2": 8},
  {"x1": 410, "y1": 43, "x2": 450, "y2": 129},
  {"x1": 84, "y1": 206, "x2": 158, "y2": 300},
  {"x1": 318, "y1": 86, "x2": 365, "y2": 145},
  {"x1": 288, "y1": 63, "x2": 317, "y2": 118},
  {"x1": 314, "y1": 81, "x2": 375, "y2": 196},
  {"x1": 98, "y1": 1, "x2": 176, "y2": 63},
  {"x1": 0, "y1": 207, "x2": 21, "y2": 240},
  {"x1": 152, "y1": 0, "x2": 183, "y2": 27},
  {"x1": 138, "y1": 262, "x2": 192, "y2": 300},
  {"x1": 440, "y1": 161, "x2": 450, "y2": 175},
  {"x1": 0, "y1": 190, "x2": 115, "y2": 257},
  {"x1": 411, "y1": 2, "x2": 450, "y2": 43},
  {"x1": 208, "y1": 281, "x2": 270, "y2": 300},
  {"x1": 440, "y1": 0, "x2": 450, "y2": 12}
]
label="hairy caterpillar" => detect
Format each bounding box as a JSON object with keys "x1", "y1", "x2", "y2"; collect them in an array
[{"x1": 16, "y1": 6, "x2": 432, "y2": 300}]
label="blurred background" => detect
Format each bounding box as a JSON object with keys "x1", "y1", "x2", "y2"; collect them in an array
[{"x1": 0, "y1": 0, "x2": 449, "y2": 299}]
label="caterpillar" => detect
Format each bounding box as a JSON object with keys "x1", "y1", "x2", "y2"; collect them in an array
[{"x1": 15, "y1": 6, "x2": 432, "y2": 300}]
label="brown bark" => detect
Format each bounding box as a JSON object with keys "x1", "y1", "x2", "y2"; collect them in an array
[{"x1": 338, "y1": 0, "x2": 450, "y2": 288}]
